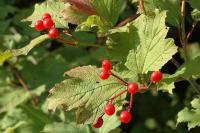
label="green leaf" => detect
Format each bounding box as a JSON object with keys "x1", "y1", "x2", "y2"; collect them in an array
[
  {"x1": 31, "y1": 85, "x2": 46, "y2": 96},
  {"x1": 92, "y1": 0, "x2": 126, "y2": 25},
  {"x1": 125, "y1": 11, "x2": 177, "y2": 74},
  {"x1": 177, "y1": 98, "x2": 200, "y2": 130},
  {"x1": 0, "y1": 5, "x2": 18, "y2": 19},
  {"x1": 76, "y1": 15, "x2": 111, "y2": 34},
  {"x1": 0, "y1": 89, "x2": 30, "y2": 113},
  {"x1": 171, "y1": 56, "x2": 200, "y2": 78},
  {"x1": 0, "y1": 105, "x2": 51, "y2": 133},
  {"x1": 43, "y1": 122, "x2": 91, "y2": 133},
  {"x1": 0, "y1": 34, "x2": 48, "y2": 65},
  {"x1": 189, "y1": 0, "x2": 200, "y2": 10},
  {"x1": 24, "y1": 1, "x2": 68, "y2": 28},
  {"x1": 107, "y1": 23, "x2": 135, "y2": 61},
  {"x1": 0, "y1": 108, "x2": 28, "y2": 130},
  {"x1": 48, "y1": 66, "x2": 127, "y2": 124},
  {"x1": 157, "y1": 74, "x2": 175, "y2": 94},
  {"x1": 191, "y1": 9, "x2": 200, "y2": 21},
  {"x1": 98, "y1": 114, "x2": 121, "y2": 133},
  {"x1": 143, "y1": 0, "x2": 180, "y2": 27}
]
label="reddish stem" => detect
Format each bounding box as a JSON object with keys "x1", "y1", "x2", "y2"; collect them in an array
[
  {"x1": 116, "y1": 13, "x2": 139, "y2": 27},
  {"x1": 57, "y1": 36, "x2": 77, "y2": 46},
  {"x1": 186, "y1": 21, "x2": 198, "y2": 42},
  {"x1": 110, "y1": 89, "x2": 127, "y2": 102},
  {"x1": 110, "y1": 72, "x2": 128, "y2": 86},
  {"x1": 139, "y1": 0, "x2": 145, "y2": 13},
  {"x1": 128, "y1": 94, "x2": 133, "y2": 112}
]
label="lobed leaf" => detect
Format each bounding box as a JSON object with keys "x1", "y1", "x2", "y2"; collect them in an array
[
  {"x1": 189, "y1": 0, "x2": 200, "y2": 11},
  {"x1": 125, "y1": 11, "x2": 177, "y2": 74},
  {"x1": 177, "y1": 98, "x2": 200, "y2": 130},
  {"x1": 48, "y1": 66, "x2": 127, "y2": 124},
  {"x1": 92, "y1": 0, "x2": 126, "y2": 25},
  {"x1": 142, "y1": 0, "x2": 180, "y2": 27},
  {"x1": 170, "y1": 56, "x2": 200, "y2": 78}
]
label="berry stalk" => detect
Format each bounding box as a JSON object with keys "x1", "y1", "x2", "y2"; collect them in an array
[
  {"x1": 111, "y1": 72, "x2": 128, "y2": 86},
  {"x1": 128, "y1": 94, "x2": 133, "y2": 112},
  {"x1": 110, "y1": 89, "x2": 127, "y2": 102}
]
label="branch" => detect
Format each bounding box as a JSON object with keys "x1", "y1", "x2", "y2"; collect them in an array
[
  {"x1": 180, "y1": 0, "x2": 188, "y2": 61},
  {"x1": 116, "y1": 13, "x2": 139, "y2": 27},
  {"x1": 8, "y1": 63, "x2": 39, "y2": 105}
]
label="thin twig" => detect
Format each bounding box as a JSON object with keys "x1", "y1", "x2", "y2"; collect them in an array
[
  {"x1": 180, "y1": 0, "x2": 188, "y2": 61},
  {"x1": 57, "y1": 36, "x2": 77, "y2": 46},
  {"x1": 9, "y1": 63, "x2": 39, "y2": 105},
  {"x1": 110, "y1": 72, "x2": 128, "y2": 85},
  {"x1": 187, "y1": 78, "x2": 200, "y2": 95},
  {"x1": 110, "y1": 89, "x2": 127, "y2": 102},
  {"x1": 116, "y1": 13, "x2": 139, "y2": 27},
  {"x1": 171, "y1": 58, "x2": 180, "y2": 68},
  {"x1": 186, "y1": 21, "x2": 198, "y2": 42}
]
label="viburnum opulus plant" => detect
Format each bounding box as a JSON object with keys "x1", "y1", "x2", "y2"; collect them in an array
[{"x1": 1, "y1": 0, "x2": 200, "y2": 132}]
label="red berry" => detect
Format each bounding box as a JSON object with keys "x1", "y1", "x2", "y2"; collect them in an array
[
  {"x1": 99, "y1": 69, "x2": 110, "y2": 80},
  {"x1": 102, "y1": 60, "x2": 112, "y2": 71},
  {"x1": 42, "y1": 13, "x2": 51, "y2": 20},
  {"x1": 43, "y1": 18, "x2": 54, "y2": 29},
  {"x1": 93, "y1": 117, "x2": 103, "y2": 128},
  {"x1": 151, "y1": 71, "x2": 163, "y2": 83},
  {"x1": 120, "y1": 111, "x2": 132, "y2": 123},
  {"x1": 48, "y1": 28, "x2": 59, "y2": 39},
  {"x1": 128, "y1": 82, "x2": 139, "y2": 94},
  {"x1": 104, "y1": 103, "x2": 115, "y2": 116},
  {"x1": 34, "y1": 20, "x2": 44, "y2": 31}
]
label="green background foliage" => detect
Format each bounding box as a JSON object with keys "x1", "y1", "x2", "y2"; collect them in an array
[{"x1": 0, "y1": 0, "x2": 200, "y2": 133}]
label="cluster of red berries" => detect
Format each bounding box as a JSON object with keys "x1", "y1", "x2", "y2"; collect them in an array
[
  {"x1": 34, "y1": 13, "x2": 59, "y2": 39},
  {"x1": 93, "y1": 60, "x2": 163, "y2": 128},
  {"x1": 99, "y1": 60, "x2": 112, "y2": 80}
]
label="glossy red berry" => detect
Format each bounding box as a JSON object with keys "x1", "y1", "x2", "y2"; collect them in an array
[
  {"x1": 43, "y1": 18, "x2": 54, "y2": 29},
  {"x1": 48, "y1": 28, "x2": 59, "y2": 39},
  {"x1": 42, "y1": 13, "x2": 51, "y2": 20},
  {"x1": 93, "y1": 117, "x2": 103, "y2": 128},
  {"x1": 99, "y1": 69, "x2": 110, "y2": 80},
  {"x1": 104, "y1": 103, "x2": 115, "y2": 116},
  {"x1": 151, "y1": 71, "x2": 163, "y2": 83},
  {"x1": 120, "y1": 111, "x2": 132, "y2": 123},
  {"x1": 102, "y1": 60, "x2": 112, "y2": 71},
  {"x1": 34, "y1": 20, "x2": 44, "y2": 31},
  {"x1": 128, "y1": 82, "x2": 139, "y2": 94}
]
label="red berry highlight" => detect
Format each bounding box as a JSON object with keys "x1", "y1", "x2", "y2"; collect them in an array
[
  {"x1": 34, "y1": 20, "x2": 44, "y2": 31},
  {"x1": 93, "y1": 117, "x2": 103, "y2": 128},
  {"x1": 104, "y1": 103, "x2": 115, "y2": 116},
  {"x1": 42, "y1": 13, "x2": 51, "y2": 20},
  {"x1": 99, "y1": 69, "x2": 110, "y2": 80},
  {"x1": 128, "y1": 82, "x2": 139, "y2": 94},
  {"x1": 102, "y1": 60, "x2": 112, "y2": 71},
  {"x1": 151, "y1": 71, "x2": 163, "y2": 83},
  {"x1": 120, "y1": 111, "x2": 132, "y2": 123},
  {"x1": 48, "y1": 28, "x2": 59, "y2": 39},
  {"x1": 43, "y1": 18, "x2": 54, "y2": 29}
]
